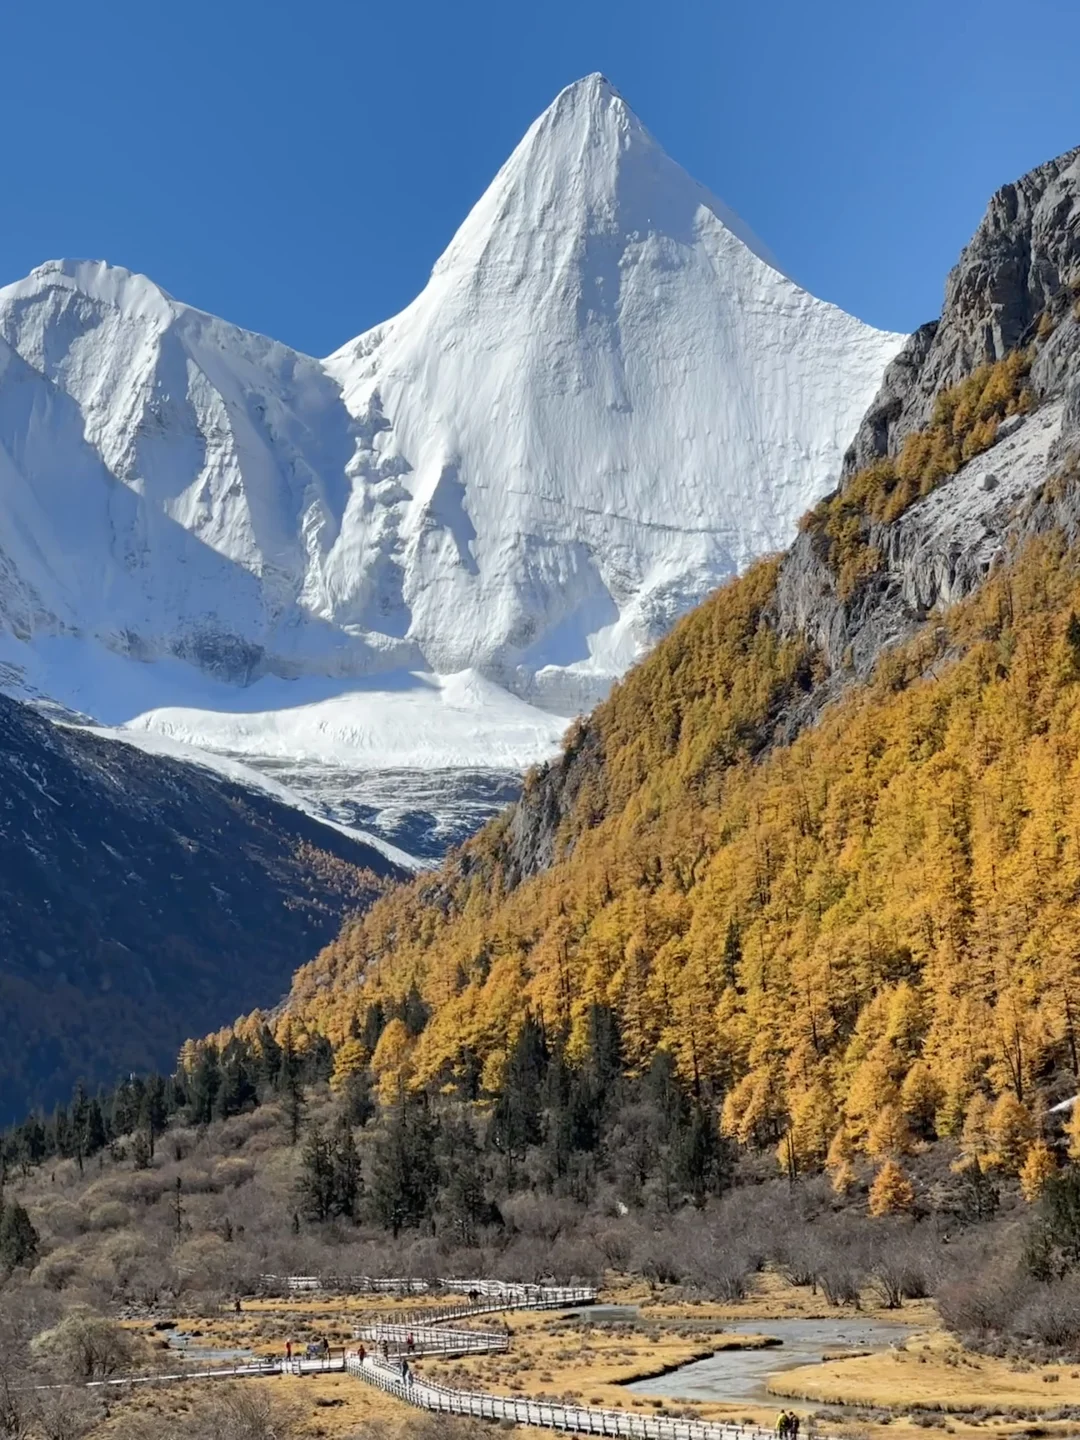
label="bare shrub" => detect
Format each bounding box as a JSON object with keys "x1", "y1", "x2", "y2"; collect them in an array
[
  {"x1": 1012, "y1": 1278, "x2": 1080, "y2": 1351},
  {"x1": 87, "y1": 1202, "x2": 131, "y2": 1232},
  {"x1": 36, "y1": 1201, "x2": 87, "y2": 1241},
  {"x1": 31, "y1": 1307, "x2": 139, "y2": 1381},
  {"x1": 937, "y1": 1263, "x2": 1031, "y2": 1340},
  {"x1": 212, "y1": 1158, "x2": 255, "y2": 1189},
  {"x1": 112, "y1": 1385, "x2": 300, "y2": 1440},
  {"x1": 35, "y1": 1246, "x2": 84, "y2": 1292},
  {"x1": 819, "y1": 1266, "x2": 861, "y2": 1306},
  {"x1": 29, "y1": 1384, "x2": 104, "y2": 1440}
]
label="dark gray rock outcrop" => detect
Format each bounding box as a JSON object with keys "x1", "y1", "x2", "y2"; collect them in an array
[
  {"x1": 776, "y1": 145, "x2": 1080, "y2": 688},
  {"x1": 845, "y1": 145, "x2": 1080, "y2": 475}
]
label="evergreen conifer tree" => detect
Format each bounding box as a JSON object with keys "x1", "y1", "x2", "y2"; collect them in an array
[
  {"x1": 369, "y1": 1099, "x2": 438, "y2": 1236},
  {"x1": 489, "y1": 1016, "x2": 547, "y2": 1185}
]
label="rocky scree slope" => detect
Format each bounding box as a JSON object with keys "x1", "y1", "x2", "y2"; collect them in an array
[{"x1": 0, "y1": 693, "x2": 405, "y2": 1118}]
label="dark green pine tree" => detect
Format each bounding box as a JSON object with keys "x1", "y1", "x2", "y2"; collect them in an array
[
  {"x1": 141, "y1": 1074, "x2": 169, "y2": 1156},
  {"x1": 111, "y1": 1080, "x2": 139, "y2": 1139},
  {"x1": 361, "y1": 1001, "x2": 386, "y2": 1057},
  {"x1": 437, "y1": 1112, "x2": 491, "y2": 1246},
  {"x1": 331, "y1": 1116, "x2": 362, "y2": 1220},
  {"x1": 16, "y1": 1116, "x2": 47, "y2": 1173},
  {"x1": 50, "y1": 1105, "x2": 72, "y2": 1160},
  {"x1": 339, "y1": 1067, "x2": 375, "y2": 1128},
  {"x1": 0, "y1": 1200, "x2": 39, "y2": 1273},
  {"x1": 307, "y1": 1034, "x2": 335, "y2": 1085},
  {"x1": 218, "y1": 1040, "x2": 259, "y2": 1118},
  {"x1": 368, "y1": 1099, "x2": 438, "y2": 1236},
  {"x1": 676, "y1": 1102, "x2": 733, "y2": 1208},
  {"x1": 297, "y1": 1126, "x2": 336, "y2": 1223},
  {"x1": 188, "y1": 1047, "x2": 222, "y2": 1126},
  {"x1": 82, "y1": 1096, "x2": 108, "y2": 1157},
  {"x1": 277, "y1": 1033, "x2": 306, "y2": 1145},
  {"x1": 489, "y1": 1015, "x2": 547, "y2": 1186},
  {"x1": 69, "y1": 1083, "x2": 91, "y2": 1171},
  {"x1": 401, "y1": 985, "x2": 431, "y2": 1038},
  {"x1": 257, "y1": 1024, "x2": 283, "y2": 1092}
]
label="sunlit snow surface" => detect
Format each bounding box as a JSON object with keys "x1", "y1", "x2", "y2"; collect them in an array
[
  {"x1": 0, "y1": 634, "x2": 565, "y2": 863},
  {"x1": 0, "y1": 75, "x2": 906, "y2": 858}
]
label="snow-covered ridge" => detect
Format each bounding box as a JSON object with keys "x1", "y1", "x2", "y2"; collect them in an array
[{"x1": 0, "y1": 76, "x2": 905, "y2": 844}]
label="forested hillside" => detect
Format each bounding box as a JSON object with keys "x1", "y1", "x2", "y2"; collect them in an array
[
  {"x1": 215, "y1": 143, "x2": 1080, "y2": 1191},
  {"x1": 0, "y1": 696, "x2": 405, "y2": 1118}
]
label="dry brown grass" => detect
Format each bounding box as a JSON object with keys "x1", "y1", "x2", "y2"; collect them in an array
[{"x1": 769, "y1": 1328, "x2": 1080, "y2": 1412}]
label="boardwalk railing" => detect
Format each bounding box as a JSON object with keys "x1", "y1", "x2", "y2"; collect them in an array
[
  {"x1": 349, "y1": 1355, "x2": 778, "y2": 1440},
  {"x1": 353, "y1": 1289, "x2": 595, "y2": 1337},
  {"x1": 355, "y1": 1319, "x2": 506, "y2": 1353},
  {"x1": 354, "y1": 1324, "x2": 508, "y2": 1357},
  {"x1": 87, "y1": 1355, "x2": 345, "y2": 1388},
  {"x1": 260, "y1": 1275, "x2": 597, "y2": 1308}
]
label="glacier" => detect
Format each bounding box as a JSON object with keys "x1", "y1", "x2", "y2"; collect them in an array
[{"x1": 0, "y1": 74, "x2": 906, "y2": 859}]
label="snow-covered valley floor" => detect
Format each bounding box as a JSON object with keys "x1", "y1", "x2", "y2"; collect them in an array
[{"x1": 0, "y1": 634, "x2": 570, "y2": 865}]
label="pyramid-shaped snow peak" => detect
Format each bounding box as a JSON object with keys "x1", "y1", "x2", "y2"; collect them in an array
[
  {"x1": 324, "y1": 74, "x2": 905, "y2": 707},
  {"x1": 0, "y1": 78, "x2": 905, "y2": 766}
]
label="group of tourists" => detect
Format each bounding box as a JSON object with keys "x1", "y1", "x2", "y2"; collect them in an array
[
  {"x1": 283, "y1": 1336, "x2": 333, "y2": 1365},
  {"x1": 775, "y1": 1410, "x2": 801, "y2": 1437}
]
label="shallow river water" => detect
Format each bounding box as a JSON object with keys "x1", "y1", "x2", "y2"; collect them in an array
[{"x1": 624, "y1": 1318, "x2": 915, "y2": 1404}]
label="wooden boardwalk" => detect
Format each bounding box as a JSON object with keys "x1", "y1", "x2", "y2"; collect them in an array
[
  {"x1": 96, "y1": 1275, "x2": 820, "y2": 1439},
  {"x1": 351, "y1": 1354, "x2": 780, "y2": 1440}
]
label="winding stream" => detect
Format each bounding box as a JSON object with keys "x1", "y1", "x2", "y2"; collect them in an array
[{"x1": 625, "y1": 1318, "x2": 916, "y2": 1405}]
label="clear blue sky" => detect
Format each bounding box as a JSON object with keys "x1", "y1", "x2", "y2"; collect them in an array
[{"x1": 3, "y1": 0, "x2": 1077, "y2": 357}]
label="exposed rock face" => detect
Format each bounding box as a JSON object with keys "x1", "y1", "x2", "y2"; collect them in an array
[
  {"x1": 501, "y1": 721, "x2": 604, "y2": 885},
  {"x1": 845, "y1": 145, "x2": 1080, "y2": 474},
  {"x1": 777, "y1": 145, "x2": 1080, "y2": 683},
  {"x1": 775, "y1": 399, "x2": 1068, "y2": 678},
  {"x1": 503, "y1": 146, "x2": 1080, "y2": 881},
  {"x1": 0, "y1": 695, "x2": 405, "y2": 1116}
]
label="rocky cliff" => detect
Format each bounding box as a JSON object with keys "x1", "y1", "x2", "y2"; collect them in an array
[
  {"x1": 845, "y1": 145, "x2": 1080, "y2": 473},
  {"x1": 508, "y1": 144, "x2": 1080, "y2": 875},
  {"x1": 776, "y1": 146, "x2": 1080, "y2": 681}
]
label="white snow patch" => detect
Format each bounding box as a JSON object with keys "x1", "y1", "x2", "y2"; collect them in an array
[{"x1": 78, "y1": 720, "x2": 424, "y2": 872}]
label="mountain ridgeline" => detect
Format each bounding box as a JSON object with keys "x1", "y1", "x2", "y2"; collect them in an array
[
  {"x1": 0, "y1": 73, "x2": 902, "y2": 861},
  {"x1": 222, "y1": 143, "x2": 1080, "y2": 1181},
  {"x1": 0, "y1": 695, "x2": 406, "y2": 1118}
]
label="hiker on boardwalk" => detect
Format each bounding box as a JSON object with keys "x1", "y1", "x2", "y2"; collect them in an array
[
  {"x1": 790, "y1": 1414, "x2": 801, "y2": 1439},
  {"x1": 358, "y1": 1343, "x2": 366, "y2": 1363},
  {"x1": 285, "y1": 1340, "x2": 293, "y2": 1363},
  {"x1": 776, "y1": 1411, "x2": 790, "y2": 1438},
  {"x1": 406, "y1": 1331, "x2": 415, "y2": 1353}
]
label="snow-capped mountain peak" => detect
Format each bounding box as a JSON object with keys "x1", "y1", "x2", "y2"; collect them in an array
[
  {"x1": 0, "y1": 77, "x2": 906, "y2": 854},
  {"x1": 324, "y1": 76, "x2": 905, "y2": 705},
  {"x1": 430, "y1": 71, "x2": 786, "y2": 281}
]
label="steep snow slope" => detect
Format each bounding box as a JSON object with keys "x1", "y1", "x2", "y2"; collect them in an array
[
  {"x1": 0, "y1": 75, "x2": 905, "y2": 851},
  {"x1": 325, "y1": 74, "x2": 905, "y2": 709}
]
